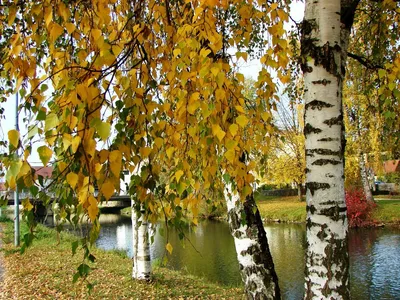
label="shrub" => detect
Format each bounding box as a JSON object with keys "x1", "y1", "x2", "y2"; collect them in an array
[{"x1": 345, "y1": 189, "x2": 376, "y2": 227}]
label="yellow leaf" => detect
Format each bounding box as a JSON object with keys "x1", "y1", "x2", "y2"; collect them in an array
[
  {"x1": 91, "y1": 29, "x2": 102, "y2": 41},
  {"x1": 101, "y1": 180, "x2": 115, "y2": 201},
  {"x1": 24, "y1": 149, "x2": 30, "y2": 160},
  {"x1": 99, "y1": 149, "x2": 109, "y2": 163},
  {"x1": 235, "y1": 105, "x2": 245, "y2": 113},
  {"x1": 187, "y1": 101, "x2": 200, "y2": 115},
  {"x1": 58, "y1": 161, "x2": 68, "y2": 173},
  {"x1": 236, "y1": 115, "x2": 249, "y2": 128},
  {"x1": 19, "y1": 162, "x2": 31, "y2": 177},
  {"x1": 6, "y1": 160, "x2": 22, "y2": 189},
  {"x1": 242, "y1": 185, "x2": 252, "y2": 198},
  {"x1": 97, "y1": 121, "x2": 111, "y2": 140},
  {"x1": 8, "y1": 129, "x2": 20, "y2": 148},
  {"x1": 71, "y1": 136, "x2": 81, "y2": 153},
  {"x1": 37, "y1": 146, "x2": 53, "y2": 166},
  {"x1": 65, "y1": 22, "x2": 76, "y2": 34},
  {"x1": 88, "y1": 195, "x2": 99, "y2": 222},
  {"x1": 63, "y1": 133, "x2": 72, "y2": 151},
  {"x1": 50, "y1": 23, "x2": 64, "y2": 42},
  {"x1": 154, "y1": 137, "x2": 163, "y2": 148},
  {"x1": 109, "y1": 150, "x2": 122, "y2": 177},
  {"x1": 22, "y1": 198, "x2": 33, "y2": 211},
  {"x1": 45, "y1": 113, "x2": 59, "y2": 132},
  {"x1": 173, "y1": 48, "x2": 181, "y2": 57},
  {"x1": 166, "y1": 242, "x2": 173, "y2": 254},
  {"x1": 175, "y1": 170, "x2": 184, "y2": 182},
  {"x1": 112, "y1": 44, "x2": 123, "y2": 56},
  {"x1": 261, "y1": 112, "x2": 270, "y2": 122},
  {"x1": 8, "y1": 5, "x2": 17, "y2": 25},
  {"x1": 84, "y1": 138, "x2": 96, "y2": 158},
  {"x1": 212, "y1": 124, "x2": 225, "y2": 142},
  {"x1": 140, "y1": 147, "x2": 152, "y2": 158},
  {"x1": 166, "y1": 147, "x2": 175, "y2": 159},
  {"x1": 229, "y1": 124, "x2": 238, "y2": 136},
  {"x1": 215, "y1": 88, "x2": 225, "y2": 101},
  {"x1": 211, "y1": 67, "x2": 219, "y2": 77},
  {"x1": 224, "y1": 149, "x2": 235, "y2": 163},
  {"x1": 66, "y1": 172, "x2": 79, "y2": 189}
]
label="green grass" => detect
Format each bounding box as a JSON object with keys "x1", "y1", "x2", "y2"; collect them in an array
[
  {"x1": 372, "y1": 200, "x2": 400, "y2": 224},
  {"x1": 255, "y1": 195, "x2": 307, "y2": 222},
  {"x1": 255, "y1": 195, "x2": 400, "y2": 225},
  {"x1": 0, "y1": 220, "x2": 244, "y2": 299}
]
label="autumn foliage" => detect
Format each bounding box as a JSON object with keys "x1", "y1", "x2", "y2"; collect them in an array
[{"x1": 345, "y1": 189, "x2": 376, "y2": 227}]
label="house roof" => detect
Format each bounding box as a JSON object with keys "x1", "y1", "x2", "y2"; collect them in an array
[
  {"x1": 383, "y1": 160, "x2": 400, "y2": 173},
  {"x1": 32, "y1": 166, "x2": 53, "y2": 178}
]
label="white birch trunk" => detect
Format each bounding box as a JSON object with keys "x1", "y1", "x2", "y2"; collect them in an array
[
  {"x1": 302, "y1": 0, "x2": 350, "y2": 298},
  {"x1": 359, "y1": 153, "x2": 374, "y2": 202},
  {"x1": 131, "y1": 201, "x2": 152, "y2": 280},
  {"x1": 225, "y1": 185, "x2": 280, "y2": 299}
]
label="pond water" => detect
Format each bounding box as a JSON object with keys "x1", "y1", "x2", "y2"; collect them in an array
[{"x1": 95, "y1": 214, "x2": 400, "y2": 299}]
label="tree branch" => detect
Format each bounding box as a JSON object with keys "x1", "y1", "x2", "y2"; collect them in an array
[{"x1": 347, "y1": 52, "x2": 384, "y2": 69}]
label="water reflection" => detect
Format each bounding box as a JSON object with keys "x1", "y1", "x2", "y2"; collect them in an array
[
  {"x1": 265, "y1": 224, "x2": 306, "y2": 299},
  {"x1": 349, "y1": 229, "x2": 400, "y2": 300},
  {"x1": 95, "y1": 214, "x2": 400, "y2": 299}
]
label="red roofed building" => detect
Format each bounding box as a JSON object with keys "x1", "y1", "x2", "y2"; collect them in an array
[
  {"x1": 32, "y1": 166, "x2": 53, "y2": 178},
  {"x1": 383, "y1": 160, "x2": 400, "y2": 174}
]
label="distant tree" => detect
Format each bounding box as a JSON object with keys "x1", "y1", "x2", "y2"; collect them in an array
[{"x1": 264, "y1": 99, "x2": 305, "y2": 201}]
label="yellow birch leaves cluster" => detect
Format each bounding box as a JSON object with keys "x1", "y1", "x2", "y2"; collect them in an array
[{"x1": 0, "y1": 0, "x2": 290, "y2": 231}]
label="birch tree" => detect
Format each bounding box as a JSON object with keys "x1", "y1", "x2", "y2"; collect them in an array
[
  {"x1": 301, "y1": 0, "x2": 399, "y2": 298},
  {"x1": 301, "y1": 1, "x2": 350, "y2": 298},
  {"x1": 131, "y1": 203, "x2": 152, "y2": 280}
]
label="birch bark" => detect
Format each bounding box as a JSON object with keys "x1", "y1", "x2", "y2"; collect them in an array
[
  {"x1": 359, "y1": 152, "x2": 374, "y2": 202},
  {"x1": 131, "y1": 202, "x2": 152, "y2": 280},
  {"x1": 225, "y1": 186, "x2": 280, "y2": 300},
  {"x1": 301, "y1": 0, "x2": 351, "y2": 298}
]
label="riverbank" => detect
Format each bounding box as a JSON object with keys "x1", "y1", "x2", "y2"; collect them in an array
[
  {"x1": 256, "y1": 195, "x2": 400, "y2": 226},
  {"x1": 0, "y1": 219, "x2": 244, "y2": 299}
]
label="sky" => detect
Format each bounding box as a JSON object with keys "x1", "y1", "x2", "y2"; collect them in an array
[{"x1": 0, "y1": 2, "x2": 305, "y2": 165}]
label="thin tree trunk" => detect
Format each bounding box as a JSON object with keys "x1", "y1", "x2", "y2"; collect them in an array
[
  {"x1": 359, "y1": 152, "x2": 374, "y2": 202},
  {"x1": 131, "y1": 202, "x2": 152, "y2": 280},
  {"x1": 301, "y1": 0, "x2": 351, "y2": 298},
  {"x1": 225, "y1": 186, "x2": 280, "y2": 299},
  {"x1": 297, "y1": 183, "x2": 302, "y2": 202}
]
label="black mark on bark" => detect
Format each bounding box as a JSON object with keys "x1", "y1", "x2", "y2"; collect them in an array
[
  {"x1": 312, "y1": 159, "x2": 341, "y2": 166},
  {"x1": 305, "y1": 100, "x2": 334, "y2": 111},
  {"x1": 307, "y1": 205, "x2": 317, "y2": 215},
  {"x1": 304, "y1": 123, "x2": 322, "y2": 135},
  {"x1": 306, "y1": 148, "x2": 340, "y2": 157},
  {"x1": 306, "y1": 182, "x2": 330, "y2": 196},
  {"x1": 312, "y1": 79, "x2": 331, "y2": 85},
  {"x1": 321, "y1": 205, "x2": 347, "y2": 222},
  {"x1": 323, "y1": 116, "x2": 342, "y2": 127},
  {"x1": 318, "y1": 137, "x2": 339, "y2": 142}
]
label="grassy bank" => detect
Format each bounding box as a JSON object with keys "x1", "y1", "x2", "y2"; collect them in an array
[
  {"x1": 0, "y1": 219, "x2": 244, "y2": 299},
  {"x1": 255, "y1": 195, "x2": 306, "y2": 223},
  {"x1": 255, "y1": 195, "x2": 400, "y2": 225},
  {"x1": 371, "y1": 200, "x2": 400, "y2": 224}
]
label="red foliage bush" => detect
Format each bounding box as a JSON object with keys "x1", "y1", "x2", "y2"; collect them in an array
[{"x1": 345, "y1": 189, "x2": 376, "y2": 227}]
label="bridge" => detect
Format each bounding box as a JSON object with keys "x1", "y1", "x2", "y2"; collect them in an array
[{"x1": 4, "y1": 194, "x2": 132, "y2": 212}]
